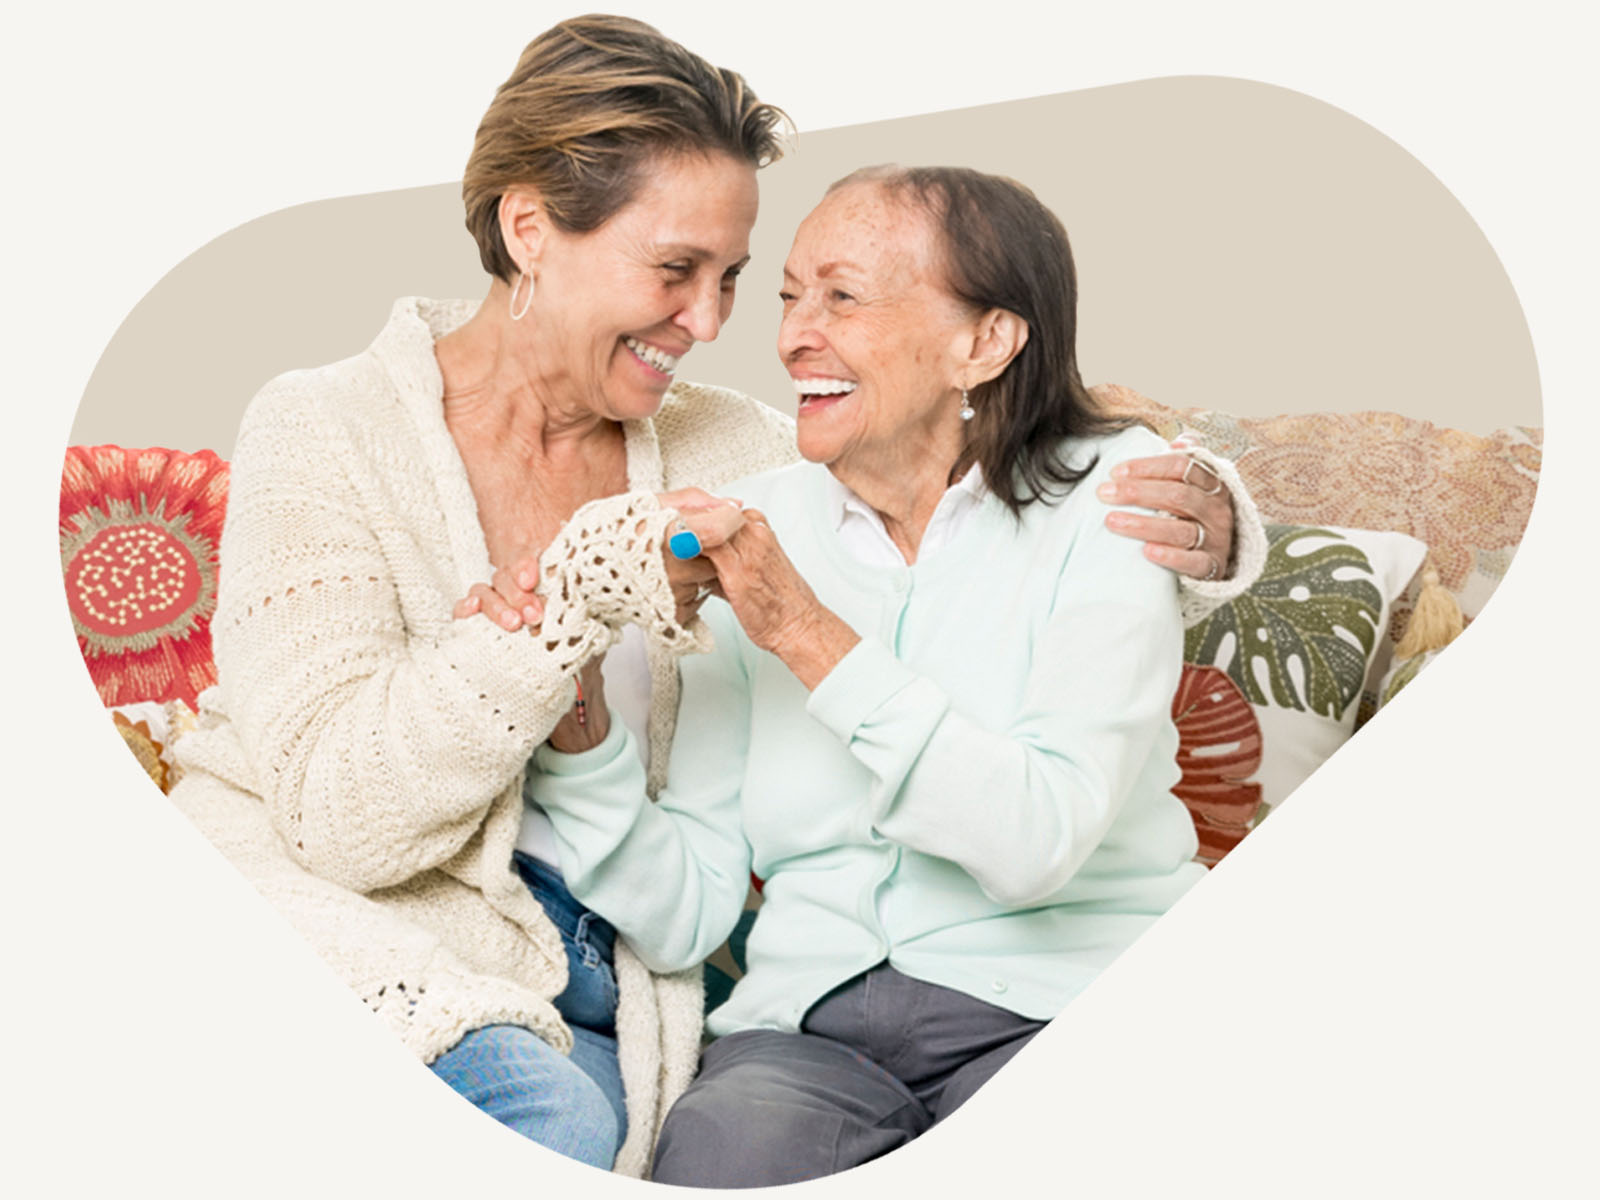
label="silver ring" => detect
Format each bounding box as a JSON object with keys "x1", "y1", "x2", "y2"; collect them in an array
[
  {"x1": 1202, "y1": 554, "x2": 1220, "y2": 581},
  {"x1": 1189, "y1": 521, "x2": 1207, "y2": 551},
  {"x1": 1181, "y1": 457, "x2": 1226, "y2": 496},
  {"x1": 692, "y1": 584, "x2": 713, "y2": 604}
]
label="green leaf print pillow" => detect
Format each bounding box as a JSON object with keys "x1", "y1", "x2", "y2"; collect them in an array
[{"x1": 1183, "y1": 524, "x2": 1426, "y2": 816}]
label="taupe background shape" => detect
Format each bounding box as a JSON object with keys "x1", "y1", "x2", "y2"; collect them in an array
[{"x1": 73, "y1": 75, "x2": 1539, "y2": 455}]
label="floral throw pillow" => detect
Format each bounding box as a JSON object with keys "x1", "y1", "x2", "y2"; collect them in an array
[
  {"x1": 1179, "y1": 523, "x2": 1427, "y2": 837},
  {"x1": 60, "y1": 446, "x2": 230, "y2": 708}
]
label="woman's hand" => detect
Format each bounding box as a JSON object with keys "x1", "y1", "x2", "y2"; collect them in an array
[
  {"x1": 454, "y1": 550, "x2": 610, "y2": 749},
  {"x1": 701, "y1": 509, "x2": 859, "y2": 691},
  {"x1": 1096, "y1": 443, "x2": 1236, "y2": 581},
  {"x1": 453, "y1": 556, "x2": 546, "y2": 631},
  {"x1": 658, "y1": 487, "x2": 746, "y2": 626}
]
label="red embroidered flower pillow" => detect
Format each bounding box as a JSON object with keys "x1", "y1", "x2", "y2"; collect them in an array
[{"x1": 60, "y1": 445, "x2": 230, "y2": 708}]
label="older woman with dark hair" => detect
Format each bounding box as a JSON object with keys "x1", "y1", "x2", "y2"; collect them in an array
[{"x1": 525, "y1": 164, "x2": 1261, "y2": 1185}]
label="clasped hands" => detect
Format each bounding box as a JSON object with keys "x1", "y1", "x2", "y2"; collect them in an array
[
  {"x1": 451, "y1": 487, "x2": 753, "y2": 635},
  {"x1": 451, "y1": 488, "x2": 757, "y2": 752}
]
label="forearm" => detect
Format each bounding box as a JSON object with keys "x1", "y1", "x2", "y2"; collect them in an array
[
  {"x1": 531, "y1": 708, "x2": 751, "y2": 973},
  {"x1": 770, "y1": 605, "x2": 861, "y2": 692}
]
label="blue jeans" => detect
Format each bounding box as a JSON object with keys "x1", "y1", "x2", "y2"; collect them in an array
[{"x1": 428, "y1": 853, "x2": 627, "y2": 1168}]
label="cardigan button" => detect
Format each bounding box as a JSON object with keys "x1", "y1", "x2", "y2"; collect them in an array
[{"x1": 990, "y1": 979, "x2": 1007, "y2": 995}]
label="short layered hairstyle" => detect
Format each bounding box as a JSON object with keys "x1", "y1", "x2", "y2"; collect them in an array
[{"x1": 463, "y1": 14, "x2": 790, "y2": 282}]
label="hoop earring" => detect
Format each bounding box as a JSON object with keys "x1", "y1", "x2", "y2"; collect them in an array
[
  {"x1": 508, "y1": 269, "x2": 534, "y2": 321},
  {"x1": 959, "y1": 388, "x2": 975, "y2": 422}
]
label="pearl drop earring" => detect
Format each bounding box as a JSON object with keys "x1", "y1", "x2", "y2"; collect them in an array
[{"x1": 959, "y1": 388, "x2": 975, "y2": 422}]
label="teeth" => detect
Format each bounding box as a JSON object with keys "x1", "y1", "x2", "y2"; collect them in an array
[
  {"x1": 792, "y1": 377, "x2": 858, "y2": 396},
  {"x1": 625, "y1": 337, "x2": 681, "y2": 374}
]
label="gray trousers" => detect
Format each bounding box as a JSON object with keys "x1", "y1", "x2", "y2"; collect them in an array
[{"x1": 652, "y1": 963, "x2": 1047, "y2": 1187}]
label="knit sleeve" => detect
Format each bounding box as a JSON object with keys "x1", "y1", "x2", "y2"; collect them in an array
[
  {"x1": 202, "y1": 386, "x2": 705, "y2": 895},
  {"x1": 1175, "y1": 445, "x2": 1268, "y2": 626}
]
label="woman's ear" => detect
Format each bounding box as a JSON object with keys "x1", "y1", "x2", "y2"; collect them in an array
[
  {"x1": 498, "y1": 189, "x2": 551, "y2": 275},
  {"x1": 965, "y1": 307, "x2": 1029, "y2": 386}
]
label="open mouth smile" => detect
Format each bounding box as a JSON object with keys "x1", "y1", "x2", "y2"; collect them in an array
[
  {"x1": 792, "y1": 376, "x2": 858, "y2": 410},
  {"x1": 625, "y1": 336, "x2": 682, "y2": 377}
]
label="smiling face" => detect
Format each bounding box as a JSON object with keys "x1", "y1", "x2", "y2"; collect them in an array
[
  {"x1": 778, "y1": 181, "x2": 982, "y2": 486},
  {"x1": 516, "y1": 151, "x2": 760, "y2": 423}
]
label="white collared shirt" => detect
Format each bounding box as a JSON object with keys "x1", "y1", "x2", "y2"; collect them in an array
[{"x1": 822, "y1": 463, "x2": 988, "y2": 567}]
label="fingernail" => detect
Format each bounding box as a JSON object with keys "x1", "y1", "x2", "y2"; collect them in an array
[
  {"x1": 523, "y1": 604, "x2": 541, "y2": 623},
  {"x1": 1106, "y1": 512, "x2": 1130, "y2": 529},
  {"x1": 1096, "y1": 482, "x2": 1120, "y2": 501},
  {"x1": 1110, "y1": 463, "x2": 1128, "y2": 478},
  {"x1": 518, "y1": 569, "x2": 538, "y2": 590},
  {"x1": 500, "y1": 611, "x2": 520, "y2": 630}
]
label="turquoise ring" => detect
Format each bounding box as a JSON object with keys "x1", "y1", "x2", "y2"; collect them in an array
[{"x1": 668, "y1": 522, "x2": 703, "y2": 560}]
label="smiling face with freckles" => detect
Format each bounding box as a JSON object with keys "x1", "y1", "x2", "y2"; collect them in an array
[
  {"x1": 778, "y1": 181, "x2": 985, "y2": 492},
  {"x1": 513, "y1": 151, "x2": 760, "y2": 424}
]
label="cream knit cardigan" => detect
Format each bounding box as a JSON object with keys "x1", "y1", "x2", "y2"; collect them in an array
[
  {"x1": 170, "y1": 297, "x2": 797, "y2": 1177},
  {"x1": 169, "y1": 296, "x2": 1265, "y2": 1177}
]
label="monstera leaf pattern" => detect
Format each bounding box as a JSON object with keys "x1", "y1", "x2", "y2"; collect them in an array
[
  {"x1": 1186, "y1": 525, "x2": 1382, "y2": 720},
  {"x1": 1171, "y1": 665, "x2": 1265, "y2": 866}
]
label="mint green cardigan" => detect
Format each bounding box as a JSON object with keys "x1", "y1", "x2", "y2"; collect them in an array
[{"x1": 530, "y1": 425, "x2": 1207, "y2": 1036}]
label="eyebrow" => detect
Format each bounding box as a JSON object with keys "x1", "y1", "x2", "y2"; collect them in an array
[
  {"x1": 657, "y1": 245, "x2": 752, "y2": 270},
  {"x1": 782, "y1": 260, "x2": 860, "y2": 281}
]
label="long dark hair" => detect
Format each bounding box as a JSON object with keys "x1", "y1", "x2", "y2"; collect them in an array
[{"x1": 832, "y1": 165, "x2": 1125, "y2": 516}]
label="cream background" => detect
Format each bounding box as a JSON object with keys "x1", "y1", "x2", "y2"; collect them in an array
[
  {"x1": 72, "y1": 76, "x2": 1537, "y2": 455},
  {"x1": 7, "y1": 2, "x2": 1594, "y2": 1196}
]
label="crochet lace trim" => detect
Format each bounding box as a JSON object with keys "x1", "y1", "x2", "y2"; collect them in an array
[{"x1": 535, "y1": 491, "x2": 713, "y2": 668}]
